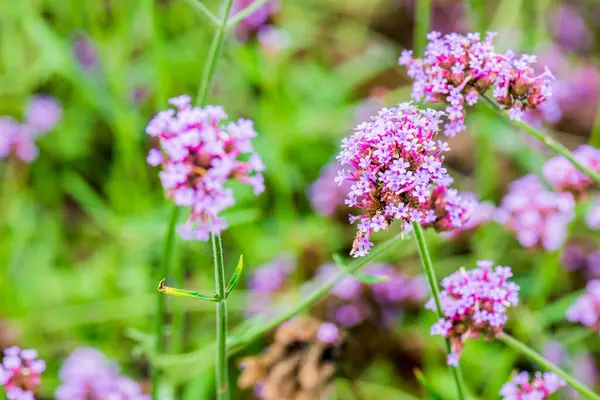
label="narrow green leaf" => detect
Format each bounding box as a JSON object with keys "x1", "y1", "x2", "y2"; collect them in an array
[
  {"x1": 225, "y1": 255, "x2": 244, "y2": 298},
  {"x1": 414, "y1": 369, "x2": 442, "y2": 400},
  {"x1": 332, "y1": 253, "x2": 388, "y2": 284},
  {"x1": 157, "y1": 279, "x2": 219, "y2": 302}
]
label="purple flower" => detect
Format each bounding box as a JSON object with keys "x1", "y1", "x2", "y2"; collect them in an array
[
  {"x1": 317, "y1": 322, "x2": 340, "y2": 343},
  {"x1": 496, "y1": 175, "x2": 574, "y2": 251},
  {"x1": 400, "y1": 32, "x2": 554, "y2": 136},
  {"x1": 427, "y1": 260, "x2": 520, "y2": 366},
  {"x1": 25, "y1": 95, "x2": 62, "y2": 134},
  {"x1": 567, "y1": 280, "x2": 600, "y2": 331},
  {"x1": 146, "y1": 95, "x2": 265, "y2": 241},
  {"x1": 0, "y1": 346, "x2": 45, "y2": 400},
  {"x1": 550, "y1": 5, "x2": 592, "y2": 52},
  {"x1": 308, "y1": 162, "x2": 351, "y2": 216},
  {"x1": 72, "y1": 33, "x2": 99, "y2": 70},
  {"x1": 499, "y1": 371, "x2": 565, "y2": 399},
  {"x1": 587, "y1": 194, "x2": 600, "y2": 229},
  {"x1": 543, "y1": 145, "x2": 600, "y2": 197},
  {"x1": 245, "y1": 255, "x2": 296, "y2": 317},
  {"x1": 442, "y1": 193, "x2": 495, "y2": 239},
  {"x1": 231, "y1": 0, "x2": 279, "y2": 41},
  {"x1": 336, "y1": 102, "x2": 463, "y2": 257},
  {"x1": 56, "y1": 347, "x2": 148, "y2": 400}
]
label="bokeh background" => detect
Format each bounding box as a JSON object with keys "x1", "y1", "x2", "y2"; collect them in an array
[{"x1": 2, "y1": 0, "x2": 600, "y2": 398}]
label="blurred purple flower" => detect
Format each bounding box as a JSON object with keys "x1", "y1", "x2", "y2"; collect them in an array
[
  {"x1": 231, "y1": 0, "x2": 279, "y2": 41},
  {"x1": 0, "y1": 346, "x2": 45, "y2": 400},
  {"x1": 428, "y1": 260, "x2": 519, "y2": 366},
  {"x1": 567, "y1": 280, "x2": 600, "y2": 331},
  {"x1": 257, "y1": 26, "x2": 290, "y2": 56},
  {"x1": 500, "y1": 371, "x2": 565, "y2": 399},
  {"x1": 400, "y1": 32, "x2": 554, "y2": 136},
  {"x1": 308, "y1": 162, "x2": 351, "y2": 216},
  {"x1": 496, "y1": 175, "x2": 574, "y2": 251},
  {"x1": 587, "y1": 194, "x2": 600, "y2": 230},
  {"x1": 550, "y1": 5, "x2": 592, "y2": 52},
  {"x1": 146, "y1": 95, "x2": 265, "y2": 241},
  {"x1": 441, "y1": 193, "x2": 495, "y2": 239},
  {"x1": 403, "y1": 0, "x2": 467, "y2": 35},
  {"x1": 55, "y1": 347, "x2": 148, "y2": 400},
  {"x1": 317, "y1": 322, "x2": 340, "y2": 343},
  {"x1": 246, "y1": 254, "x2": 296, "y2": 316},
  {"x1": 26, "y1": 96, "x2": 62, "y2": 134},
  {"x1": 543, "y1": 145, "x2": 600, "y2": 197},
  {"x1": 562, "y1": 244, "x2": 589, "y2": 272},
  {"x1": 73, "y1": 33, "x2": 99, "y2": 70}
]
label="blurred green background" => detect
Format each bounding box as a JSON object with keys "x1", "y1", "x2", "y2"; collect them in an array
[{"x1": 1, "y1": 0, "x2": 600, "y2": 398}]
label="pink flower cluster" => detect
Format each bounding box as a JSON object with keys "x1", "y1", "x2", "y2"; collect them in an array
[
  {"x1": 442, "y1": 193, "x2": 495, "y2": 239},
  {"x1": 336, "y1": 102, "x2": 470, "y2": 257},
  {"x1": 146, "y1": 95, "x2": 265, "y2": 241},
  {"x1": 496, "y1": 175, "x2": 575, "y2": 251},
  {"x1": 566, "y1": 280, "x2": 600, "y2": 332},
  {"x1": 399, "y1": 31, "x2": 554, "y2": 136},
  {"x1": 0, "y1": 96, "x2": 62, "y2": 162},
  {"x1": 499, "y1": 371, "x2": 565, "y2": 400},
  {"x1": 428, "y1": 260, "x2": 519, "y2": 366},
  {"x1": 0, "y1": 346, "x2": 45, "y2": 400},
  {"x1": 543, "y1": 145, "x2": 600, "y2": 197},
  {"x1": 56, "y1": 347, "x2": 149, "y2": 400},
  {"x1": 317, "y1": 263, "x2": 427, "y2": 328}
]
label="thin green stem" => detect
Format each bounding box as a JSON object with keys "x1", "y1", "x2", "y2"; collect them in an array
[
  {"x1": 184, "y1": 0, "x2": 220, "y2": 28},
  {"x1": 482, "y1": 95, "x2": 600, "y2": 186},
  {"x1": 467, "y1": 0, "x2": 485, "y2": 33},
  {"x1": 152, "y1": 205, "x2": 181, "y2": 399},
  {"x1": 212, "y1": 233, "x2": 229, "y2": 400},
  {"x1": 412, "y1": 223, "x2": 468, "y2": 400},
  {"x1": 229, "y1": 234, "x2": 404, "y2": 351},
  {"x1": 196, "y1": 0, "x2": 234, "y2": 106},
  {"x1": 226, "y1": 0, "x2": 269, "y2": 28},
  {"x1": 499, "y1": 334, "x2": 600, "y2": 400},
  {"x1": 414, "y1": 0, "x2": 431, "y2": 55}
]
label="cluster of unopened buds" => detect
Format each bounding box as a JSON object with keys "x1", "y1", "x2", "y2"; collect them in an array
[
  {"x1": 428, "y1": 260, "x2": 520, "y2": 366},
  {"x1": 543, "y1": 145, "x2": 600, "y2": 197},
  {"x1": 336, "y1": 102, "x2": 471, "y2": 257},
  {"x1": 499, "y1": 371, "x2": 565, "y2": 399},
  {"x1": 0, "y1": 347, "x2": 45, "y2": 400},
  {"x1": 399, "y1": 31, "x2": 554, "y2": 136},
  {"x1": 146, "y1": 95, "x2": 265, "y2": 241},
  {"x1": 496, "y1": 175, "x2": 575, "y2": 251}
]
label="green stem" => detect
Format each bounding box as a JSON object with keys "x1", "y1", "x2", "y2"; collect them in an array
[
  {"x1": 499, "y1": 334, "x2": 600, "y2": 400},
  {"x1": 196, "y1": 0, "x2": 234, "y2": 106},
  {"x1": 152, "y1": 205, "x2": 181, "y2": 399},
  {"x1": 467, "y1": 0, "x2": 485, "y2": 33},
  {"x1": 226, "y1": 0, "x2": 270, "y2": 28},
  {"x1": 412, "y1": 222, "x2": 468, "y2": 400},
  {"x1": 184, "y1": 0, "x2": 220, "y2": 28},
  {"x1": 230, "y1": 234, "x2": 404, "y2": 351},
  {"x1": 482, "y1": 95, "x2": 600, "y2": 186},
  {"x1": 414, "y1": 0, "x2": 431, "y2": 55},
  {"x1": 212, "y1": 233, "x2": 229, "y2": 400}
]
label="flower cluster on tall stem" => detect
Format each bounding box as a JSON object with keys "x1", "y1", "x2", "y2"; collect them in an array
[
  {"x1": 336, "y1": 102, "x2": 470, "y2": 257},
  {"x1": 543, "y1": 145, "x2": 600, "y2": 197},
  {"x1": 499, "y1": 371, "x2": 565, "y2": 399},
  {"x1": 428, "y1": 260, "x2": 519, "y2": 366},
  {"x1": 146, "y1": 95, "x2": 265, "y2": 241},
  {"x1": 400, "y1": 31, "x2": 554, "y2": 136}
]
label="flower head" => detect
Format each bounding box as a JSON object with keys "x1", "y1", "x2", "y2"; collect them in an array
[
  {"x1": 231, "y1": 0, "x2": 279, "y2": 41},
  {"x1": 400, "y1": 32, "x2": 554, "y2": 135},
  {"x1": 336, "y1": 102, "x2": 462, "y2": 257},
  {"x1": 56, "y1": 347, "x2": 148, "y2": 400},
  {"x1": 499, "y1": 371, "x2": 565, "y2": 399},
  {"x1": 442, "y1": 193, "x2": 495, "y2": 239},
  {"x1": 496, "y1": 175, "x2": 574, "y2": 251},
  {"x1": 0, "y1": 346, "x2": 45, "y2": 400},
  {"x1": 246, "y1": 254, "x2": 296, "y2": 316},
  {"x1": 146, "y1": 95, "x2": 264, "y2": 241},
  {"x1": 566, "y1": 280, "x2": 600, "y2": 331},
  {"x1": 25, "y1": 95, "x2": 62, "y2": 134},
  {"x1": 543, "y1": 145, "x2": 600, "y2": 196},
  {"x1": 428, "y1": 260, "x2": 520, "y2": 365}
]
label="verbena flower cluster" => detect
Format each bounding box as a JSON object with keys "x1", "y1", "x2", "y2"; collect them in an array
[
  {"x1": 428, "y1": 260, "x2": 519, "y2": 366},
  {"x1": 496, "y1": 175, "x2": 575, "y2": 251},
  {"x1": 442, "y1": 193, "x2": 495, "y2": 240},
  {"x1": 543, "y1": 145, "x2": 600, "y2": 196},
  {"x1": 146, "y1": 95, "x2": 265, "y2": 241},
  {"x1": 55, "y1": 347, "x2": 148, "y2": 400},
  {"x1": 566, "y1": 280, "x2": 600, "y2": 332},
  {"x1": 0, "y1": 346, "x2": 45, "y2": 400},
  {"x1": 499, "y1": 371, "x2": 565, "y2": 400},
  {"x1": 336, "y1": 102, "x2": 471, "y2": 257},
  {"x1": 0, "y1": 96, "x2": 61, "y2": 162},
  {"x1": 399, "y1": 31, "x2": 554, "y2": 136},
  {"x1": 316, "y1": 263, "x2": 427, "y2": 327}
]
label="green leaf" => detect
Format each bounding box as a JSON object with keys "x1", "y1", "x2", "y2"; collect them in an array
[
  {"x1": 225, "y1": 255, "x2": 244, "y2": 298},
  {"x1": 157, "y1": 279, "x2": 218, "y2": 302},
  {"x1": 414, "y1": 369, "x2": 442, "y2": 400},
  {"x1": 332, "y1": 253, "x2": 388, "y2": 285}
]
